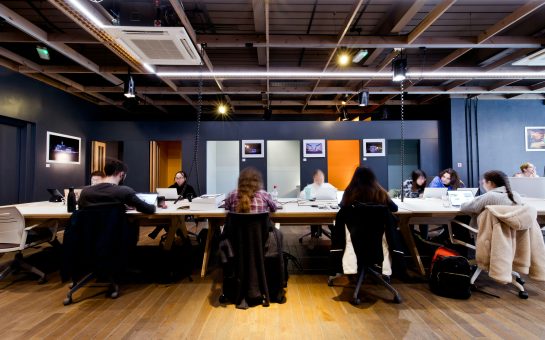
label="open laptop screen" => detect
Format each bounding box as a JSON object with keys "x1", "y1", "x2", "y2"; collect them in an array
[{"x1": 136, "y1": 193, "x2": 158, "y2": 205}]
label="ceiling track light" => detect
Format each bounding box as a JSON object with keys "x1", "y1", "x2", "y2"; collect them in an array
[
  {"x1": 124, "y1": 70, "x2": 135, "y2": 98},
  {"x1": 358, "y1": 89, "x2": 369, "y2": 106},
  {"x1": 392, "y1": 50, "x2": 407, "y2": 82}
]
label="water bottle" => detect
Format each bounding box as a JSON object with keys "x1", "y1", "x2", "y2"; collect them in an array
[
  {"x1": 271, "y1": 185, "x2": 279, "y2": 202},
  {"x1": 67, "y1": 187, "x2": 77, "y2": 212}
]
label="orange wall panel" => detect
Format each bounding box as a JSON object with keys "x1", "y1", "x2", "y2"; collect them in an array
[{"x1": 327, "y1": 140, "x2": 360, "y2": 190}]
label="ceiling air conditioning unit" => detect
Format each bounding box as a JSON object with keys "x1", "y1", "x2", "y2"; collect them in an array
[
  {"x1": 102, "y1": 26, "x2": 201, "y2": 65},
  {"x1": 512, "y1": 48, "x2": 545, "y2": 66}
]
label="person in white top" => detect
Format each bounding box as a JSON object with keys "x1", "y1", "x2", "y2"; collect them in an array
[
  {"x1": 299, "y1": 169, "x2": 337, "y2": 199},
  {"x1": 514, "y1": 162, "x2": 539, "y2": 178},
  {"x1": 299, "y1": 169, "x2": 338, "y2": 245}
]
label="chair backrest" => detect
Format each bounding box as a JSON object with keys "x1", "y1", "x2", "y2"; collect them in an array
[
  {"x1": 0, "y1": 207, "x2": 25, "y2": 249},
  {"x1": 63, "y1": 203, "x2": 129, "y2": 280},
  {"x1": 339, "y1": 203, "x2": 391, "y2": 267}
]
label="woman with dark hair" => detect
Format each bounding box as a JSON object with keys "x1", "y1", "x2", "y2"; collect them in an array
[
  {"x1": 338, "y1": 166, "x2": 397, "y2": 278},
  {"x1": 341, "y1": 166, "x2": 397, "y2": 212},
  {"x1": 169, "y1": 170, "x2": 197, "y2": 199},
  {"x1": 429, "y1": 168, "x2": 464, "y2": 190},
  {"x1": 460, "y1": 170, "x2": 521, "y2": 228},
  {"x1": 224, "y1": 167, "x2": 277, "y2": 213},
  {"x1": 402, "y1": 169, "x2": 427, "y2": 198}
]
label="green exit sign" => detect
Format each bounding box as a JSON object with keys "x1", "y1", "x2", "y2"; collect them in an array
[{"x1": 36, "y1": 46, "x2": 50, "y2": 60}]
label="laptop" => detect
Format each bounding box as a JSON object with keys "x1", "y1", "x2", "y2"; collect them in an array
[
  {"x1": 423, "y1": 187, "x2": 448, "y2": 199},
  {"x1": 509, "y1": 177, "x2": 545, "y2": 198},
  {"x1": 448, "y1": 190, "x2": 475, "y2": 207},
  {"x1": 315, "y1": 187, "x2": 337, "y2": 200},
  {"x1": 136, "y1": 193, "x2": 158, "y2": 205},
  {"x1": 458, "y1": 187, "x2": 479, "y2": 196},
  {"x1": 156, "y1": 188, "x2": 179, "y2": 200}
]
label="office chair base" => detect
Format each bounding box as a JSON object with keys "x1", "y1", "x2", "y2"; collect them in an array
[
  {"x1": 63, "y1": 273, "x2": 119, "y2": 305},
  {"x1": 0, "y1": 253, "x2": 47, "y2": 283},
  {"x1": 519, "y1": 291, "x2": 529, "y2": 299},
  {"x1": 329, "y1": 268, "x2": 401, "y2": 305}
]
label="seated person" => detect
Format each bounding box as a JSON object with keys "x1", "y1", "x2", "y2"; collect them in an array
[
  {"x1": 514, "y1": 162, "x2": 539, "y2": 178},
  {"x1": 460, "y1": 170, "x2": 521, "y2": 230},
  {"x1": 339, "y1": 166, "x2": 398, "y2": 277},
  {"x1": 403, "y1": 169, "x2": 427, "y2": 198},
  {"x1": 79, "y1": 159, "x2": 156, "y2": 247},
  {"x1": 90, "y1": 170, "x2": 105, "y2": 185},
  {"x1": 148, "y1": 170, "x2": 198, "y2": 240},
  {"x1": 169, "y1": 170, "x2": 197, "y2": 199},
  {"x1": 429, "y1": 168, "x2": 464, "y2": 190},
  {"x1": 299, "y1": 169, "x2": 337, "y2": 240},
  {"x1": 299, "y1": 169, "x2": 337, "y2": 200},
  {"x1": 79, "y1": 159, "x2": 156, "y2": 214},
  {"x1": 224, "y1": 167, "x2": 277, "y2": 213}
]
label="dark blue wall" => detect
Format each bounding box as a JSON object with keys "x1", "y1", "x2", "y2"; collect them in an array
[
  {"x1": 451, "y1": 98, "x2": 545, "y2": 185},
  {"x1": 87, "y1": 120, "x2": 450, "y2": 194},
  {"x1": 0, "y1": 68, "x2": 99, "y2": 202}
]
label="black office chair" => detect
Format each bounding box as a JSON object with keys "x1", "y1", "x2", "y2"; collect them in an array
[
  {"x1": 218, "y1": 212, "x2": 286, "y2": 309},
  {"x1": 328, "y1": 203, "x2": 401, "y2": 305},
  {"x1": 61, "y1": 204, "x2": 133, "y2": 305}
]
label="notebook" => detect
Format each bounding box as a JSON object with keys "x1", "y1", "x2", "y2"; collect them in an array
[
  {"x1": 448, "y1": 190, "x2": 475, "y2": 207},
  {"x1": 136, "y1": 193, "x2": 158, "y2": 205},
  {"x1": 156, "y1": 188, "x2": 179, "y2": 200},
  {"x1": 423, "y1": 187, "x2": 448, "y2": 199}
]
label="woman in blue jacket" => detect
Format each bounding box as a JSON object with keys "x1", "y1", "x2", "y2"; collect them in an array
[{"x1": 429, "y1": 168, "x2": 464, "y2": 190}]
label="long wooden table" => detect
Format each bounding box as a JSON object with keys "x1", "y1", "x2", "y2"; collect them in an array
[{"x1": 6, "y1": 197, "x2": 545, "y2": 277}]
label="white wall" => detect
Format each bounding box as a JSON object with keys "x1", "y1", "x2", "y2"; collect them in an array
[
  {"x1": 206, "y1": 141, "x2": 239, "y2": 194},
  {"x1": 267, "y1": 140, "x2": 301, "y2": 198}
]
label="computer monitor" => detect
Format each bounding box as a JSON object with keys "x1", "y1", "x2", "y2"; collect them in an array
[
  {"x1": 423, "y1": 187, "x2": 448, "y2": 199},
  {"x1": 508, "y1": 177, "x2": 545, "y2": 198}
]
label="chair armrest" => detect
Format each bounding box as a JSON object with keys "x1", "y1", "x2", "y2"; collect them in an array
[{"x1": 451, "y1": 219, "x2": 478, "y2": 234}]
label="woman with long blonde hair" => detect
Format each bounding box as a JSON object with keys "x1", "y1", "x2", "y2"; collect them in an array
[{"x1": 224, "y1": 167, "x2": 277, "y2": 213}]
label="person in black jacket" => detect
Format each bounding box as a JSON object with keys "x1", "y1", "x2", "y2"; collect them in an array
[
  {"x1": 78, "y1": 158, "x2": 156, "y2": 215},
  {"x1": 333, "y1": 166, "x2": 401, "y2": 278},
  {"x1": 169, "y1": 170, "x2": 197, "y2": 199}
]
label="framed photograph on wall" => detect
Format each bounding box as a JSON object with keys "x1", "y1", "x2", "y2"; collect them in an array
[
  {"x1": 46, "y1": 131, "x2": 81, "y2": 164},
  {"x1": 525, "y1": 127, "x2": 545, "y2": 151},
  {"x1": 241, "y1": 140, "x2": 265, "y2": 158},
  {"x1": 303, "y1": 139, "x2": 326, "y2": 158},
  {"x1": 363, "y1": 139, "x2": 386, "y2": 157}
]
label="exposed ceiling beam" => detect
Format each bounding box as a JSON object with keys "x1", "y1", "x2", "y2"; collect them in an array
[
  {"x1": 302, "y1": 0, "x2": 366, "y2": 112},
  {"x1": 429, "y1": 1, "x2": 545, "y2": 70},
  {"x1": 477, "y1": 0, "x2": 545, "y2": 44},
  {"x1": 391, "y1": 0, "x2": 427, "y2": 34},
  {"x1": 103, "y1": 99, "x2": 422, "y2": 107},
  {"x1": 530, "y1": 80, "x2": 545, "y2": 91},
  {"x1": 444, "y1": 79, "x2": 471, "y2": 91},
  {"x1": 487, "y1": 79, "x2": 519, "y2": 91},
  {"x1": 483, "y1": 48, "x2": 535, "y2": 71},
  {"x1": 197, "y1": 34, "x2": 545, "y2": 49},
  {"x1": 168, "y1": 0, "x2": 233, "y2": 110},
  {"x1": 407, "y1": 0, "x2": 456, "y2": 44},
  {"x1": 252, "y1": 0, "x2": 266, "y2": 66}
]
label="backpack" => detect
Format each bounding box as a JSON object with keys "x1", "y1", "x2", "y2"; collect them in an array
[{"x1": 429, "y1": 247, "x2": 471, "y2": 299}]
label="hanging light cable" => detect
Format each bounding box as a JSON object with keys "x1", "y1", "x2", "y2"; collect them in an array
[{"x1": 400, "y1": 79, "x2": 405, "y2": 202}]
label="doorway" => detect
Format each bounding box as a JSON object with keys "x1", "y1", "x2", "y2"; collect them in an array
[
  {"x1": 149, "y1": 141, "x2": 182, "y2": 192},
  {"x1": 327, "y1": 140, "x2": 360, "y2": 190},
  {"x1": 90, "y1": 141, "x2": 124, "y2": 174},
  {"x1": 267, "y1": 140, "x2": 300, "y2": 197}
]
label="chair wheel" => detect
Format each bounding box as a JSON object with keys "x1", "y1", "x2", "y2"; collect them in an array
[
  {"x1": 351, "y1": 298, "x2": 361, "y2": 305},
  {"x1": 518, "y1": 291, "x2": 528, "y2": 299},
  {"x1": 516, "y1": 277, "x2": 526, "y2": 285},
  {"x1": 219, "y1": 294, "x2": 227, "y2": 303},
  {"x1": 63, "y1": 297, "x2": 72, "y2": 306},
  {"x1": 393, "y1": 295, "x2": 402, "y2": 304},
  {"x1": 327, "y1": 279, "x2": 333, "y2": 286},
  {"x1": 38, "y1": 276, "x2": 47, "y2": 284},
  {"x1": 110, "y1": 291, "x2": 119, "y2": 299}
]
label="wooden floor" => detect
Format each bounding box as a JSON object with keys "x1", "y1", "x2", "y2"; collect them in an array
[{"x1": 1, "y1": 226, "x2": 545, "y2": 339}]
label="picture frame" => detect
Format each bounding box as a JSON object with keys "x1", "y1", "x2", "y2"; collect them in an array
[
  {"x1": 46, "y1": 131, "x2": 81, "y2": 164},
  {"x1": 363, "y1": 138, "x2": 386, "y2": 157},
  {"x1": 241, "y1": 140, "x2": 265, "y2": 158},
  {"x1": 303, "y1": 139, "x2": 326, "y2": 158},
  {"x1": 525, "y1": 126, "x2": 545, "y2": 151}
]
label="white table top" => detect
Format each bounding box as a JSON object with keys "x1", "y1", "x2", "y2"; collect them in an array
[{"x1": 4, "y1": 197, "x2": 544, "y2": 219}]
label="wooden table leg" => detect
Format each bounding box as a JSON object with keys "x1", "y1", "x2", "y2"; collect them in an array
[
  {"x1": 163, "y1": 216, "x2": 188, "y2": 250},
  {"x1": 398, "y1": 215, "x2": 426, "y2": 277},
  {"x1": 201, "y1": 219, "x2": 219, "y2": 278}
]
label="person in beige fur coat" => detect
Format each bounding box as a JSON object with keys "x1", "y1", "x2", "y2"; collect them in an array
[{"x1": 460, "y1": 170, "x2": 545, "y2": 283}]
